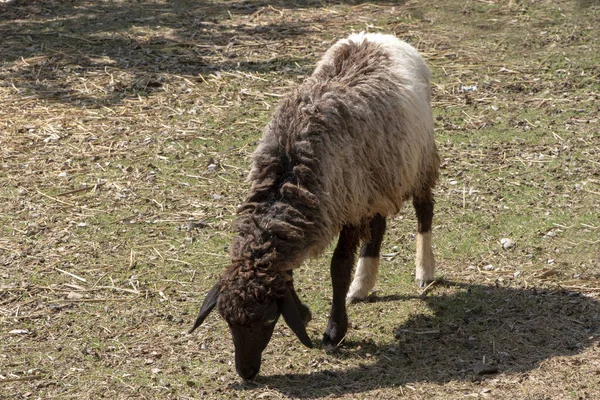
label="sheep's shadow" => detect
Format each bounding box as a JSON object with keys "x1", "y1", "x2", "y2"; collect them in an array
[{"x1": 252, "y1": 281, "x2": 600, "y2": 398}]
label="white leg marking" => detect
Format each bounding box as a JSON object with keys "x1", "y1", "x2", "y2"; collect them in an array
[
  {"x1": 415, "y1": 231, "x2": 435, "y2": 288},
  {"x1": 346, "y1": 257, "x2": 379, "y2": 304}
]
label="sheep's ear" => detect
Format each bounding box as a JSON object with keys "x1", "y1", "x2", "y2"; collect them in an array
[
  {"x1": 189, "y1": 282, "x2": 220, "y2": 334},
  {"x1": 281, "y1": 287, "x2": 313, "y2": 348}
]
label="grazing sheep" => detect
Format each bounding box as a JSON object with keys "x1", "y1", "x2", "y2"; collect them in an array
[{"x1": 190, "y1": 32, "x2": 440, "y2": 380}]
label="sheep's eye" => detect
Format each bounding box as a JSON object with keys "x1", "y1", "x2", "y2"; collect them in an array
[{"x1": 264, "y1": 319, "x2": 276, "y2": 326}]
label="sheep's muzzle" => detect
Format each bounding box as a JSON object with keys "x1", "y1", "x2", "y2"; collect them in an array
[{"x1": 228, "y1": 304, "x2": 280, "y2": 380}]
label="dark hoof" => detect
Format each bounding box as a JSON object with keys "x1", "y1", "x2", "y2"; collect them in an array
[
  {"x1": 322, "y1": 332, "x2": 341, "y2": 352},
  {"x1": 322, "y1": 321, "x2": 347, "y2": 351}
]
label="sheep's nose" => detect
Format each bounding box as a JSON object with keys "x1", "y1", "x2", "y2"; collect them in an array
[{"x1": 237, "y1": 364, "x2": 259, "y2": 380}]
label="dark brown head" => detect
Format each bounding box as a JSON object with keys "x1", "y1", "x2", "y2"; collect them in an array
[{"x1": 189, "y1": 274, "x2": 312, "y2": 380}]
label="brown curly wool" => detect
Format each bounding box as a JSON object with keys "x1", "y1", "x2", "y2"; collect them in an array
[{"x1": 215, "y1": 32, "x2": 439, "y2": 327}]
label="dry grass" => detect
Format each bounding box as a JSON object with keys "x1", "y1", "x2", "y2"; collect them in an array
[{"x1": 1, "y1": 0, "x2": 599, "y2": 399}]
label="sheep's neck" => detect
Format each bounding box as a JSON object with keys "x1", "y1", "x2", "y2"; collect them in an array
[{"x1": 232, "y1": 207, "x2": 318, "y2": 272}]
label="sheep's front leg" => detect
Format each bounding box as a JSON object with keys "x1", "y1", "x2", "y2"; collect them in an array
[
  {"x1": 413, "y1": 190, "x2": 436, "y2": 288},
  {"x1": 323, "y1": 225, "x2": 360, "y2": 350},
  {"x1": 346, "y1": 214, "x2": 386, "y2": 303}
]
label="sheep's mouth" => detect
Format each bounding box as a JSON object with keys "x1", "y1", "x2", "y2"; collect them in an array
[
  {"x1": 237, "y1": 361, "x2": 261, "y2": 380},
  {"x1": 233, "y1": 343, "x2": 265, "y2": 380}
]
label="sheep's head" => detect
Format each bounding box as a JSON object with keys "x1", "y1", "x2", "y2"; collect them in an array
[{"x1": 189, "y1": 273, "x2": 312, "y2": 380}]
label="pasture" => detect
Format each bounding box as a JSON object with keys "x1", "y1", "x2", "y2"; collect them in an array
[{"x1": 1, "y1": 0, "x2": 599, "y2": 398}]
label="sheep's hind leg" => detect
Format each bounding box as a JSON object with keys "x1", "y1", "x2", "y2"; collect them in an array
[
  {"x1": 413, "y1": 189, "x2": 436, "y2": 288},
  {"x1": 323, "y1": 225, "x2": 360, "y2": 350},
  {"x1": 346, "y1": 214, "x2": 386, "y2": 304}
]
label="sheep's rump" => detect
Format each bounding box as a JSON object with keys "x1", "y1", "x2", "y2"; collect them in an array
[{"x1": 245, "y1": 33, "x2": 438, "y2": 260}]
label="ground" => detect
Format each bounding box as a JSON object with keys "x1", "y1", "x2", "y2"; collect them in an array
[{"x1": 1, "y1": 0, "x2": 599, "y2": 399}]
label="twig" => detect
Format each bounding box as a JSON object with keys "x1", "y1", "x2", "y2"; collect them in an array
[
  {"x1": 57, "y1": 298, "x2": 137, "y2": 303},
  {"x1": 90, "y1": 272, "x2": 109, "y2": 289},
  {"x1": 167, "y1": 258, "x2": 193, "y2": 266},
  {"x1": 62, "y1": 283, "x2": 86, "y2": 291},
  {"x1": 552, "y1": 283, "x2": 600, "y2": 292},
  {"x1": 0, "y1": 287, "x2": 29, "y2": 293},
  {"x1": 54, "y1": 267, "x2": 87, "y2": 283},
  {"x1": 513, "y1": 157, "x2": 528, "y2": 167},
  {"x1": 397, "y1": 329, "x2": 440, "y2": 335},
  {"x1": 129, "y1": 248, "x2": 136, "y2": 269},
  {"x1": 37, "y1": 190, "x2": 77, "y2": 207},
  {"x1": 3, "y1": 312, "x2": 47, "y2": 320},
  {"x1": 584, "y1": 188, "x2": 600, "y2": 196},
  {"x1": 0, "y1": 375, "x2": 44, "y2": 384},
  {"x1": 582, "y1": 239, "x2": 599, "y2": 244},
  {"x1": 58, "y1": 33, "x2": 97, "y2": 43},
  {"x1": 419, "y1": 280, "x2": 438, "y2": 297},
  {"x1": 552, "y1": 223, "x2": 572, "y2": 229},
  {"x1": 57, "y1": 182, "x2": 106, "y2": 197},
  {"x1": 111, "y1": 215, "x2": 138, "y2": 224},
  {"x1": 95, "y1": 286, "x2": 140, "y2": 295}
]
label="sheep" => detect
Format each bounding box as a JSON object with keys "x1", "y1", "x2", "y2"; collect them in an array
[{"x1": 189, "y1": 32, "x2": 440, "y2": 380}]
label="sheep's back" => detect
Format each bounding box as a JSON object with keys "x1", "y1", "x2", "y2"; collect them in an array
[{"x1": 248, "y1": 33, "x2": 437, "y2": 257}]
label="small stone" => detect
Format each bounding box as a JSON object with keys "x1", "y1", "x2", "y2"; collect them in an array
[
  {"x1": 482, "y1": 264, "x2": 494, "y2": 271},
  {"x1": 461, "y1": 85, "x2": 478, "y2": 92},
  {"x1": 186, "y1": 220, "x2": 207, "y2": 231},
  {"x1": 67, "y1": 291, "x2": 84, "y2": 300},
  {"x1": 500, "y1": 238, "x2": 516, "y2": 250},
  {"x1": 466, "y1": 336, "x2": 476, "y2": 349}
]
